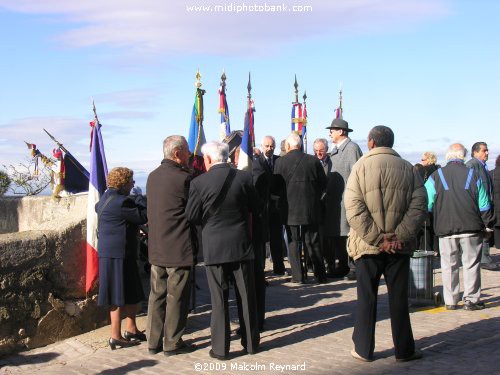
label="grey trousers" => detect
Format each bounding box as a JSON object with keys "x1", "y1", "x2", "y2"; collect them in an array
[
  {"x1": 439, "y1": 234, "x2": 482, "y2": 305},
  {"x1": 147, "y1": 265, "x2": 191, "y2": 351}
]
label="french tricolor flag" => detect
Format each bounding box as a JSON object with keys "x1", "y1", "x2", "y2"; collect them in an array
[
  {"x1": 85, "y1": 118, "x2": 108, "y2": 293},
  {"x1": 237, "y1": 102, "x2": 254, "y2": 171}
]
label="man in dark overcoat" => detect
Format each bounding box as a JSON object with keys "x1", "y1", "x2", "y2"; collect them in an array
[
  {"x1": 252, "y1": 135, "x2": 285, "y2": 275},
  {"x1": 274, "y1": 133, "x2": 327, "y2": 284},
  {"x1": 146, "y1": 135, "x2": 196, "y2": 356},
  {"x1": 186, "y1": 141, "x2": 260, "y2": 360}
]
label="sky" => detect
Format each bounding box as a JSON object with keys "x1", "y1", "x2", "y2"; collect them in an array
[{"x1": 0, "y1": 0, "x2": 499, "y2": 189}]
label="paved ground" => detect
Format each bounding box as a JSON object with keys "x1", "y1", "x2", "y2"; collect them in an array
[{"x1": 1, "y1": 248, "x2": 499, "y2": 374}]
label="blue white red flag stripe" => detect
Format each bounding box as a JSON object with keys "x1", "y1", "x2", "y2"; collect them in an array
[
  {"x1": 218, "y1": 86, "x2": 231, "y2": 141},
  {"x1": 238, "y1": 106, "x2": 254, "y2": 171},
  {"x1": 291, "y1": 103, "x2": 304, "y2": 135},
  {"x1": 85, "y1": 120, "x2": 108, "y2": 293}
]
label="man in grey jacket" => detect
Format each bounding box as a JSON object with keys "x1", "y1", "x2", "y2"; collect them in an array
[
  {"x1": 324, "y1": 118, "x2": 362, "y2": 279},
  {"x1": 345, "y1": 126, "x2": 427, "y2": 362}
]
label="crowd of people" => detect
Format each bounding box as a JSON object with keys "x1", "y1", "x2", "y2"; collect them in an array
[{"x1": 94, "y1": 120, "x2": 498, "y2": 363}]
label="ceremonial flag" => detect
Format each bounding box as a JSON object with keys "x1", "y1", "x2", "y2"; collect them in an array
[
  {"x1": 237, "y1": 103, "x2": 255, "y2": 171},
  {"x1": 64, "y1": 153, "x2": 90, "y2": 194},
  {"x1": 334, "y1": 106, "x2": 342, "y2": 119},
  {"x1": 218, "y1": 77, "x2": 231, "y2": 141},
  {"x1": 188, "y1": 71, "x2": 207, "y2": 175},
  {"x1": 291, "y1": 102, "x2": 304, "y2": 135},
  {"x1": 188, "y1": 72, "x2": 206, "y2": 156},
  {"x1": 85, "y1": 114, "x2": 108, "y2": 293}
]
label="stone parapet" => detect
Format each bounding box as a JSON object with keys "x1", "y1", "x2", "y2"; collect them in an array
[{"x1": 0, "y1": 194, "x2": 108, "y2": 357}]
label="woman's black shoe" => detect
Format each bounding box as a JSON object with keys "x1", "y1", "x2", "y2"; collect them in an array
[
  {"x1": 108, "y1": 338, "x2": 140, "y2": 350},
  {"x1": 124, "y1": 330, "x2": 147, "y2": 342}
]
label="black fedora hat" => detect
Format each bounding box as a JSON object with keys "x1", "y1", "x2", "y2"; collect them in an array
[{"x1": 325, "y1": 118, "x2": 353, "y2": 132}]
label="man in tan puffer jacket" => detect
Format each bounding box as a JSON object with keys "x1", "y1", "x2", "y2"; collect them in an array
[{"x1": 345, "y1": 125, "x2": 427, "y2": 363}]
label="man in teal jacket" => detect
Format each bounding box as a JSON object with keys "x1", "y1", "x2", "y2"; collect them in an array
[{"x1": 425, "y1": 143, "x2": 495, "y2": 311}]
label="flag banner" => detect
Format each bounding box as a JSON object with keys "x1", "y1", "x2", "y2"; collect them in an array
[
  {"x1": 334, "y1": 106, "x2": 342, "y2": 119},
  {"x1": 85, "y1": 119, "x2": 108, "y2": 293},
  {"x1": 291, "y1": 102, "x2": 305, "y2": 135},
  {"x1": 238, "y1": 105, "x2": 254, "y2": 171},
  {"x1": 188, "y1": 88, "x2": 206, "y2": 156},
  {"x1": 64, "y1": 153, "x2": 89, "y2": 194},
  {"x1": 218, "y1": 86, "x2": 231, "y2": 141}
]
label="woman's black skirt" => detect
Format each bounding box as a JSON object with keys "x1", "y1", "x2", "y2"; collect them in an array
[{"x1": 98, "y1": 257, "x2": 145, "y2": 307}]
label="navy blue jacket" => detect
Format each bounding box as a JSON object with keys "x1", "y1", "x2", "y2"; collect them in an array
[{"x1": 96, "y1": 188, "x2": 148, "y2": 259}]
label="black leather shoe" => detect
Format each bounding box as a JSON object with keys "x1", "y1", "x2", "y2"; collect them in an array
[
  {"x1": 445, "y1": 305, "x2": 457, "y2": 310},
  {"x1": 242, "y1": 346, "x2": 259, "y2": 355},
  {"x1": 108, "y1": 338, "x2": 140, "y2": 350},
  {"x1": 148, "y1": 347, "x2": 162, "y2": 355},
  {"x1": 480, "y1": 263, "x2": 499, "y2": 271},
  {"x1": 396, "y1": 348, "x2": 423, "y2": 362},
  {"x1": 164, "y1": 342, "x2": 196, "y2": 356},
  {"x1": 209, "y1": 349, "x2": 230, "y2": 360},
  {"x1": 316, "y1": 277, "x2": 328, "y2": 284},
  {"x1": 463, "y1": 301, "x2": 485, "y2": 311},
  {"x1": 124, "y1": 330, "x2": 147, "y2": 342}
]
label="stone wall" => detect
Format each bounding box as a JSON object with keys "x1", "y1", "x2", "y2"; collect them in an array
[{"x1": 0, "y1": 195, "x2": 107, "y2": 356}]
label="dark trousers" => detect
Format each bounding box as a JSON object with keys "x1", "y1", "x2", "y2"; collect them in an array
[
  {"x1": 236, "y1": 241, "x2": 266, "y2": 330},
  {"x1": 288, "y1": 225, "x2": 326, "y2": 282},
  {"x1": 147, "y1": 266, "x2": 191, "y2": 351},
  {"x1": 330, "y1": 236, "x2": 349, "y2": 275},
  {"x1": 269, "y1": 212, "x2": 285, "y2": 274},
  {"x1": 206, "y1": 261, "x2": 260, "y2": 355},
  {"x1": 353, "y1": 254, "x2": 415, "y2": 359},
  {"x1": 319, "y1": 227, "x2": 335, "y2": 274}
]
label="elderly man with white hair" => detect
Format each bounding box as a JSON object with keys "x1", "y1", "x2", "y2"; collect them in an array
[
  {"x1": 274, "y1": 133, "x2": 327, "y2": 284},
  {"x1": 425, "y1": 143, "x2": 495, "y2": 311},
  {"x1": 186, "y1": 141, "x2": 260, "y2": 360}
]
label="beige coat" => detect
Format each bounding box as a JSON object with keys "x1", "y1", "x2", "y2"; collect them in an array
[{"x1": 345, "y1": 147, "x2": 427, "y2": 260}]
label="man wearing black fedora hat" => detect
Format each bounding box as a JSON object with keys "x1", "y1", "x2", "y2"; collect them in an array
[{"x1": 324, "y1": 118, "x2": 363, "y2": 280}]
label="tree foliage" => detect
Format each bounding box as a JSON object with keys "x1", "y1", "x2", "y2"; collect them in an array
[
  {"x1": 2, "y1": 158, "x2": 52, "y2": 196},
  {"x1": 0, "y1": 169, "x2": 11, "y2": 196}
]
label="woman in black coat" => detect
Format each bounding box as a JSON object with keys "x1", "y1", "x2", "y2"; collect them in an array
[{"x1": 96, "y1": 167, "x2": 148, "y2": 349}]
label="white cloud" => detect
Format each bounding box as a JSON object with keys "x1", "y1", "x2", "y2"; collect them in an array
[
  {"x1": 0, "y1": 116, "x2": 90, "y2": 167},
  {"x1": 0, "y1": 0, "x2": 449, "y2": 58}
]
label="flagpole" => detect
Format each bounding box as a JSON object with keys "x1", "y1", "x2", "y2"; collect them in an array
[
  {"x1": 219, "y1": 70, "x2": 230, "y2": 141},
  {"x1": 194, "y1": 69, "x2": 205, "y2": 156},
  {"x1": 247, "y1": 72, "x2": 254, "y2": 148},
  {"x1": 292, "y1": 75, "x2": 306, "y2": 152},
  {"x1": 339, "y1": 83, "x2": 343, "y2": 117},
  {"x1": 303, "y1": 90, "x2": 308, "y2": 154}
]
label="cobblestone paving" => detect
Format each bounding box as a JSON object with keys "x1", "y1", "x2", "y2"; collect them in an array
[{"x1": 1, "y1": 248, "x2": 499, "y2": 374}]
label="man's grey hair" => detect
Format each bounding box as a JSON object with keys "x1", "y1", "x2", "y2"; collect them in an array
[
  {"x1": 261, "y1": 135, "x2": 276, "y2": 146},
  {"x1": 201, "y1": 141, "x2": 229, "y2": 163},
  {"x1": 163, "y1": 135, "x2": 187, "y2": 160},
  {"x1": 286, "y1": 133, "x2": 302, "y2": 150},
  {"x1": 445, "y1": 143, "x2": 467, "y2": 161},
  {"x1": 314, "y1": 138, "x2": 328, "y2": 150}
]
